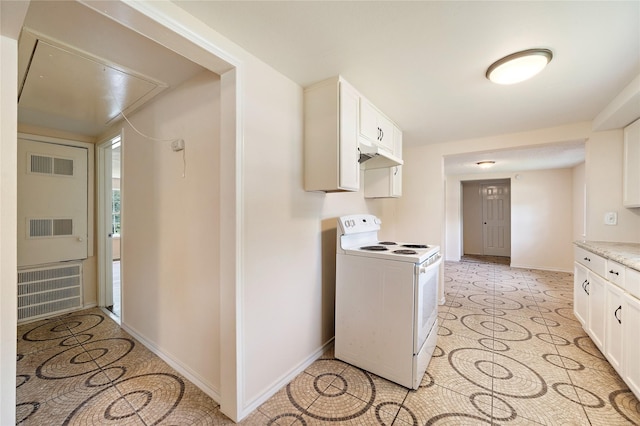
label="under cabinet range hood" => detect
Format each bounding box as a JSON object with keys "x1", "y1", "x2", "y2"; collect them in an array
[{"x1": 358, "y1": 139, "x2": 403, "y2": 169}]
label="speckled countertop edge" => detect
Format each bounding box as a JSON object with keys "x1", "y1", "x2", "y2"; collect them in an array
[{"x1": 574, "y1": 241, "x2": 640, "y2": 272}]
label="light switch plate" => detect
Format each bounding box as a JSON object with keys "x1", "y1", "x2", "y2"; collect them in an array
[{"x1": 604, "y1": 211, "x2": 617, "y2": 225}]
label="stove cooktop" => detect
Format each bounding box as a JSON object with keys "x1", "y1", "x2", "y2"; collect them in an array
[{"x1": 346, "y1": 241, "x2": 439, "y2": 263}]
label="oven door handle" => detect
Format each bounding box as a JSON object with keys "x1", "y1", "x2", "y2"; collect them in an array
[{"x1": 419, "y1": 254, "x2": 441, "y2": 274}]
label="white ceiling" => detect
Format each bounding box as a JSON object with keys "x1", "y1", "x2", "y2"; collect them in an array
[
  {"x1": 443, "y1": 140, "x2": 586, "y2": 176},
  {"x1": 174, "y1": 0, "x2": 639, "y2": 174},
  {"x1": 17, "y1": 1, "x2": 640, "y2": 175},
  {"x1": 18, "y1": 1, "x2": 205, "y2": 137}
]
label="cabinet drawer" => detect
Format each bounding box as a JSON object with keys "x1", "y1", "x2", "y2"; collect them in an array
[
  {"x1": 575, "y1": 247, "x2": 607, "y2": 277},
  {"x1": 606, "y1": 260, "x2": 626, "y2": 288},
  {"x1": 627, "y1": 267, "x2": 640, "y2": 300}
]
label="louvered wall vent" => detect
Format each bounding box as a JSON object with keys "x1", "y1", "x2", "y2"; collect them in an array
[
  {"x1": 29, "y1": 218, "x2": 73, "y2": 238},
  {"x1": 18, "y1": 262, "x2": 82, "y2": 323},
  {"x1": 29, "y1": 154, "x2": 74, "y2": 176}
]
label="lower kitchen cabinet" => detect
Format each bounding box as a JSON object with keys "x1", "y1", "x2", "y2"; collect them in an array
[
  {"x1": 587, "y1": 272, "x2": 606, "y2": 351},
  {"x1": 605, "y1": 283, "x2": 624, "y2": 372},
  {"x1": 574, "y1": 242, "x2": 640, "y2": 401},
  {"x1": 574, "y1": 263, "x2": 589, "y2": 325},
  {"x1": 624, "y1": 294, "x2": 640, "y2": 397}
]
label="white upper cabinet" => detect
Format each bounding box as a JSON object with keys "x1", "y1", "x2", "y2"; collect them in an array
[
  {"x1": 359, "y1": 97, "x2": 395, "y2": 154},
  {"x1": 364, "y1": 165, "x2": 402, "y2": 198},
  {"x1": 623, "y1": 118, "x2": 640, "y2": 207},
  {"x1": 304, "y1": 76, "x2": 403, "y2": 193},
  {"x1": 304, "y1": 77, "x2": 360, "y2": 192},
  {"x1": 393, "y1": 124, "x2": 403, "y2": 159}
]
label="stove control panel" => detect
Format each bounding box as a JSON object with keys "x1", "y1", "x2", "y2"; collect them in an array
[{"x1": 338, "y1": 214, "x2": 381, "y2": 235}]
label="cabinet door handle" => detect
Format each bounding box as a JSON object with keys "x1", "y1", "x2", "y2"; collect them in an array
[
  {"x1": 614, "y1": 306, "x2": 622, "y2": 324},
  {"x1": 583, "y1": 257, "x2": 591, "y2": 262},
  {"x1": 585, "y1": 281, "x2": 590, "y2": 295},
  {"x1": 609, "y1": 270, "x2": 619, "y2": 276},
  {"x1": 380, "y1": 129, "x2": 384, "y2": 141},
  {"x1": 582, "y1": 279, "x2": 588, "y2": 294}
]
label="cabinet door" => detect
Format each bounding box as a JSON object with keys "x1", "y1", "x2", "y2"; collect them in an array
[
  {"x1": 574, "y1": 263, "x2": 589, "y2": 326},
  {"x1": 587, "y1": 272, "x2": 606, "y2": 352},
  {"x1": 364, "y1": 165, "x2": 402, "y2": 198},
  {"x1": 605, "y1": 283, "x2": 624, "y2": 373},
  {"x1": 359, "y1": 98, "x2": 394, "y2": 153},
  {"x1": 338, "y1": 82, "x2": 360, "y2": 191},
  {"x1": 623, "y1": 294, "x2": 640, "y2": 399},
  {"x1": 623, "y1": 118, "x2": 640, "y2": 207},
  {"x1": 359, "y1": 99, "x2": 379, "y2": 142},
  {"x1": 391, "y1": 165, "x2": 402, "y2": 197},
  {"x1": 393, "y1": 125, "x2": 403, "y2": 158},
  {"x1": 627, "y1": 267, "x2": 640, "y2": 300},
  {"x1": 376, "y1": 113, "x2": 394, "y2": 153}
]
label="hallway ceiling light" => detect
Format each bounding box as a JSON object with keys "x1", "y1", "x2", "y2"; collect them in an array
[
  {"x1": 476, "y1": 161, "x2": 495, "y2": 168},
  {"x1": 486, "y1": 48, "x2": 553, "y2": 85}
]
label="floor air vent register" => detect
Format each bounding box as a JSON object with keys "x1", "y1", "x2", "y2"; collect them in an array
[{"x1": 17, "y1": 262, "x2": 82, "y2": 322}]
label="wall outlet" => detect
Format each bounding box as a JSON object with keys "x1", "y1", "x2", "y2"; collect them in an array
[{"x1": 604, "y1": 211, "x2": 617, "y2": 225}]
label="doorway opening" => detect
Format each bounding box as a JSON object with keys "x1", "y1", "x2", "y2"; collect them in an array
[
  {"x1": 97, "y1": 134, "x2": 122, "y2": 319},
  {"x1": 461, "y1": 179, "x2": 511, "y2": 262}
]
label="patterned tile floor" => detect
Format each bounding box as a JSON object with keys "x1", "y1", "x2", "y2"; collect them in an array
[{"x1": 16, "y1": 258, "x2": 640, "y2": 425}]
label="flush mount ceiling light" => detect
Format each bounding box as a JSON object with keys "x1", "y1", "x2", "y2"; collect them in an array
[
  {"x1": 486, "y1": 48, "x2": 553, "y2": 85},
  {"x1": 476, "y1": 161, "x2": 496, "y2": 168}
]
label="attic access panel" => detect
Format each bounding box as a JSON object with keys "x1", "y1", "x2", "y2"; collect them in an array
[{"x1": 18, "y1": 35, "x2": 168, "y2": 136}]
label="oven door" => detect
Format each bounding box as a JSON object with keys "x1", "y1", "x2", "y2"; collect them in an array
[{"x1": 414, "y1": 254, "x2": 441, "y2": 353}]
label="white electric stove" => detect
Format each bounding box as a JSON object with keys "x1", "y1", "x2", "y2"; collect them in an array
[{"x1": 335, "y1": 214, "x2": 441, "y2": 389}]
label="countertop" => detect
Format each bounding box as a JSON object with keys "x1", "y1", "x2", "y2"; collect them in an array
[{"x1": 574, "y1": 241, "x2": 640, "y2": 272}]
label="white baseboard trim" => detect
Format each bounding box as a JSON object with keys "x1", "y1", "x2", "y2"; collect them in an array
[
  {"x1": 239, "y1": 338, "x2": 335, "y2": 420},
  {"x1": 120, "y1": 322, "x2": 221, "y2": 404},
  {"x1": 509, "y1": 264, "x2": 573, "y2": 274}
]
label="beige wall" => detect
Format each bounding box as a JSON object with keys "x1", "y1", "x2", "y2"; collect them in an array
[
  {"x1": 585, "y1": 130, "x2": 640, "y2": 242},
  {"x1": 573, "y1": 162, "x2": 586, "y2": 241},
  {"x1": 510, "y1": 168, "x2": 574, "y2": 271},
  {"x1": 110, "y1": 70, "x2": 223, "y2": 396},
  {"x1": 239, "y1": 50, "x2": 384, "y2": 405}
]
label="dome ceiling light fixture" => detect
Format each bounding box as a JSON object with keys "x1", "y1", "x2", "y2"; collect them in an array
[
  {"x1": 486, "y1": 48, "x2": 553, "y2": 85},
  {"x1": 476, "y1": 161, "x2": 496, "y2": 168}
]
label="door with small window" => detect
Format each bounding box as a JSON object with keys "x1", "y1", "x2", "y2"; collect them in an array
[
  {"x1": 482, "y1": 183, "x2": 511, "y2": 257},
  {"x1": 17, "y1": 139, "x2": 88, "y2": 267}
]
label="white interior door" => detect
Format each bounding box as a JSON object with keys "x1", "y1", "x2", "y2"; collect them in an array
[
  {"x1": 482, "y1": 183, "x2": 511, "y2": 257},
  {"x1": 97, "y1": 135, "x2": 121, "y2": 316},
  {"x1": 17, "y1": 139, "x2": 88, "y2": 267}
]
